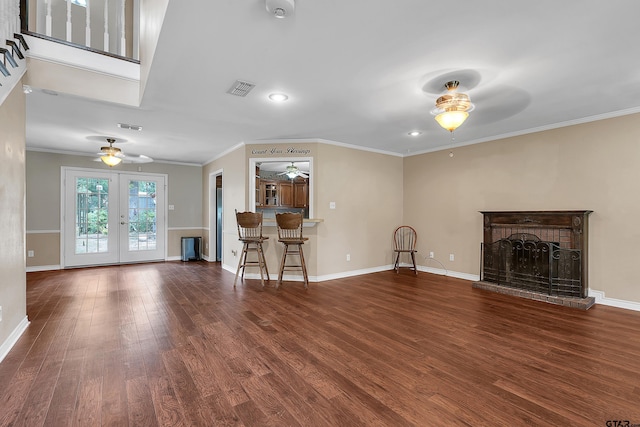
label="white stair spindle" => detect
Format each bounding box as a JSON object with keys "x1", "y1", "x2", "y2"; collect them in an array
[
  {"x1": 0, "y1": 1, "x2": 5, "y2": 42},
  {"x1": 1, "y1": 0, "x2": 6, "y2": 41},
  {"x1": 85, "y1": 0, "x2": 91, "y2": 47},
  {"x1": 119, "y1": 0, "x2": 125, "y2": 56},
  {"x1": 14, "y1": 0, "x2": 19, "y2": 35},
  {"x1": 103, "y1": 0, "x2": 109, "y2": 52},
  {"x1": 46, "y1": 0, "x2": 52, "y2": 36},
  {"x1": 1, "y1": 2, "x2": 4, "y2": 43},
  {"x1": 66, "y1": 0, "x2": 71, "y2": 42}
]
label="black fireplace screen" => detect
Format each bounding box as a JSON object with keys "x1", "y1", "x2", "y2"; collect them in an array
[{"x1": 481, "y1": 233, "x2": 583, "y2": 298}]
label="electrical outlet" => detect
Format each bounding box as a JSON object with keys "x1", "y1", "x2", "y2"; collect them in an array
[
  {"x1": 429, "y1": 252, "x2": 434, "y2": 259},
  {"x1": 449, "y1": 253, "x2": 455, "y2": 261},
  {"x1": 346, "y1": 254, "x2": 351, "y2": 261},
  {"x1": 28, "y1": 250, "x2": 34, "y2": 257}
]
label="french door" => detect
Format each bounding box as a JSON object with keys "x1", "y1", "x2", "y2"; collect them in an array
[{"x1": 63, "y1": 168, "x2": 166, "y2": 267}]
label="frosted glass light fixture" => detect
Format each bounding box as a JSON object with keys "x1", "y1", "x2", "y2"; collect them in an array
[{"x1": 431, "y1": 81, "x2": 474, "y2": 134}]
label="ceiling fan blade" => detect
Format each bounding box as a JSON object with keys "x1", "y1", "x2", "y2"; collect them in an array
[
  {"x1": 96, "y1": 152, "x2": 125, "y2": 158},
  {"x1": 122, "y1": 154, "x2": 153, "y2": 164}
]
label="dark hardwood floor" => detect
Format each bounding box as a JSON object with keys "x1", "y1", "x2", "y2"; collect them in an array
[{"x1": 1, "y1": 262, "x2": 640, "y2": 426}]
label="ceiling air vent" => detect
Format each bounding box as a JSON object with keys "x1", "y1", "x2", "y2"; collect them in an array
[
  {"x1": 227, "y1": 80, "x2": 256, "y2": 97},
  {"x1": 117, "y1": 123, "x2": 143, "y2": 131}
]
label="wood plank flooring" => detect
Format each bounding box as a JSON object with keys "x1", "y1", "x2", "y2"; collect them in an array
[{"x1": 2, "y1": 262, "x2": 640, "y2": 426}]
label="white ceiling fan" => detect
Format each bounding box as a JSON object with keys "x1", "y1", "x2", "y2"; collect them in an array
[
  {"x1": 96, "y1": 138, "x2": 153, "y2": 167},
  {"x1": 278, "y1": 162, "x2": 308, "y2": 179}
]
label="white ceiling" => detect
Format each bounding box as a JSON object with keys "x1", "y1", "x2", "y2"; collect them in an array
[{"x1": 25, "y1": 0, "x2": 640, "y2": 165}]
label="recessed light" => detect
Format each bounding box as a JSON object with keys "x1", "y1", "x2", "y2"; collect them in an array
[
  {"x1": 408, "y1": 131, "x2": 422, "y2": 136},
  {"x1": 268, "y1": 93, "x2": 289, "y2": 102}
]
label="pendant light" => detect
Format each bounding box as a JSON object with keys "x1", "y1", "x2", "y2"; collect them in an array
[
  {"x1": 432, "y1": 81, "x2": 474, "y2": 135},
  {"x1": 100, "y1": 138, "x2": 123, "y2": 167}
]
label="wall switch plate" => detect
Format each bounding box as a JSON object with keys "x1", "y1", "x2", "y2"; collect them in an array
[
  {"x1": 168, "y1": 205, "x2": 175, "y2": 210},
  {"x1": 449, "y1": 254, "x2": 455, "y2": 261},
  {"x1": 329, "y1": 202, "x2": 336, "y2": 209},
  {"x1": 346, "y1": 254, "x2": 350, "y2": 261},
  {"x1": 429, "y1": 252, "x2": 434, "y2": 258},
  {"x1": 28, "y1": 250, "x2": 34, "y2": 257}
]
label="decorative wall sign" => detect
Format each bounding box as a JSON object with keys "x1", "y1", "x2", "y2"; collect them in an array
[{"x1": 251, "y1": 147, "x2": 312, "y2": 155}]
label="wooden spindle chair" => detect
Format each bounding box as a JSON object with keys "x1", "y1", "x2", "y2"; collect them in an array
[{"x1": 393, "y1": 225, "x2": 418, "y2": 275}]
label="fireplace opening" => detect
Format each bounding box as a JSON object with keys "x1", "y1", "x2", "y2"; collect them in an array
[
  {"x1": 473, "y1": 211, "x2": 594, "y2": 309},
  {"x1": 481, "y1": 233, "x2": 582, "y2": 298}
]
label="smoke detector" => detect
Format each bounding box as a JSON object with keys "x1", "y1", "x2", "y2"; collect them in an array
[{"x1": 265, "y1": 0, "x2": 295, "y2": 18}]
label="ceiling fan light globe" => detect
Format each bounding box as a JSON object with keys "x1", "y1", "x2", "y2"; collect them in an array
[
  {"x1": 435, "y1": 111, "x2": 469, "y2": 132},
  {"x1": 101, "y1": 154, "x2": 122, "y2": 167}
]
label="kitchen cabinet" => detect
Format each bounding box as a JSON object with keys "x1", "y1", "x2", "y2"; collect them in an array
[
  {"x1": 257, "y1": 179, "x2": 304, "y2": 208},
  {"x1": 294, "y1": 181, "x2": 308, "y2": 208}
]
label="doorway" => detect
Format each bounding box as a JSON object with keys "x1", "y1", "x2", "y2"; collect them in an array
[
  {"x1": 62, "y1": 168, "x2": 167, "y2": 267},
  {"x1": 209, "y1": 170, "x2": 223, "y2": 263}
]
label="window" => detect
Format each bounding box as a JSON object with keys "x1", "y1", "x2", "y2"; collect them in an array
[{"x1": 71, "y1": 0, "x2": 87, "y2": 7}]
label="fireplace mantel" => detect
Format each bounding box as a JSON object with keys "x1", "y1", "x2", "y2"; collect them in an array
[{"x1": 475, "y1": 210, "x2": 594, "y2": 309}]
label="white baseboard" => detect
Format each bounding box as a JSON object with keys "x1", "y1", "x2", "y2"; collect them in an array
[
  {"x1": 315, "y1": 265, "x2": 392, "y2": 282},
  {"x1": 0, "y1": 316, "x2": 30, "y2": 364},
  {"x1": 589, "y1": 290, "x2": 640, "y2": 312},
  {"x1": 222, "y1": 262, "x2": 479, "y2": 284},
  {"x1": 26, "y1": 265, "x2": 62, "y2": 273}
]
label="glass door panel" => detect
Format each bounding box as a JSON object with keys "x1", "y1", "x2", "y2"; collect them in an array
[
  {"x1": 119, "y1": 174, "x2": 165, "y2": 263},
  {"x1": 75, "y1": 177, "x2": 110, "y2": 254},
  {"x1": 64, "y1": 170, "x2": 118, "y2": 267}
]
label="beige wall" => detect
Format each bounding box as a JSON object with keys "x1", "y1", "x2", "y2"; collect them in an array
[
  {"x1": 202, "y1": 142, "x2": 404, "y2": 279},
  {"x1": 202, "y1": 145, "x2": 247, "y2": 270},
  {"x1": 315, "y1": 143, "x2": 403, "y2": 276},
  {"x1": 404, "y1": 113, "x2": 640, "y2": 302},
  {"x1": 26, "y1": 151, "x2": 203, "y2": 266},
  {"x1": 0, "y1": 83, "x2": 27, "y2": 348}
]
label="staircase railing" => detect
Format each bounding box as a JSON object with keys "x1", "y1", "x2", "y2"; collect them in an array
[
  {"x1": 1, "y1": 0, "x2": 28, "y2": 104},
  {"x1": 20, "y1": 0, "x2": 138, "y2": 61}
]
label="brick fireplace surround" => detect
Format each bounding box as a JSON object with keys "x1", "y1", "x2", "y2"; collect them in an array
[{"x1": 473, "y1": 211, "x2": 595, "y2": 310}]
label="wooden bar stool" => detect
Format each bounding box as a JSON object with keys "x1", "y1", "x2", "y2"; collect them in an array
[
  {"x1": 275, "y1": 212, "x2": 309, "y2": 289},
  {"x1": 234, "y1": 210, "x2": 269, "y2": 288}
]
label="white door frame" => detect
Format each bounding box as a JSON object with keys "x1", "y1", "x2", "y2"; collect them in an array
[
  {"x1": 208, "y1": 169, "x2": 223, "y2": 263},
  {"x1": 60, "y1": 167, "x2": 168, "y2": 268}
]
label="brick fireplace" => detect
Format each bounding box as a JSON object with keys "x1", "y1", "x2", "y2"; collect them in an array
[{"x1": 473, "y1": 211, "x2": 595, "y2": 309}]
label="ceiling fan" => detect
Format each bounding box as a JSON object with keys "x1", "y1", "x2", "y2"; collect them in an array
[
  {"x1": 278, "y1": 162, "x2": 308, "y2": 179},
  {"x1": 97, "y1": 138, "x2": 153, "y2": 167}
]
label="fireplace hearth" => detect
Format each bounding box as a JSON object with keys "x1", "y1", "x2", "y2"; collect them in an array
[{"x1": 473, "y1": 211, "x2": 594, "y2": 309}]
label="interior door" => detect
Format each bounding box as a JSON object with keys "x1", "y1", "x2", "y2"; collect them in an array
[
  {"x1": 63, "y1": 169, "x2": 166, "y2": 267},
  {"x1": 64, "y1": 170, "x2": 119, "y2": 267},
  {"x1": 119, "y1": 174, "x2": 166, "y2": 263}
]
